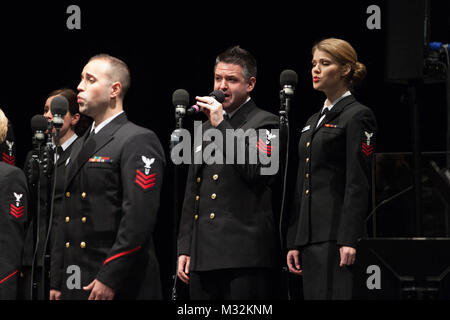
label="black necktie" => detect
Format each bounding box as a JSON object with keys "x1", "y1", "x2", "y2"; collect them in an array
[
  {"x1": 320, "y1": 107, "x2": 330, "y2": 117},
  {"x1": 84, "y1": 129, "x2": 96, "y2": 145},
  {"x1": 315, "y1": 107, "x2": 329, "y2": 129},
  {"x1": 223, "y1": 113, "x2": 230, "y2": 121}
]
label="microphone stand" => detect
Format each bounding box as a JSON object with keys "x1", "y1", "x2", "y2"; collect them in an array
[
  {"x1": 31, "y1": 122, "x2": 56, "y2": 300},
  {"x1": 170, "y1": 107, "x2": 185, "y2": 300},
  {"x1": 29, "y1": 135, "x2": 44, "y2": 300},
  {"x1": 279, "y1": 88, "x2": 292, "y2": 300},
  {"x1": 40, "y1": 124, "x2": 61, "y2": 300}
]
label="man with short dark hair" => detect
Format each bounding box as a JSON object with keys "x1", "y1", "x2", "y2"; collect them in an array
[
  {"x1": 50, "y1": 54, "x2": 165, "y2": 300},
  {"x1": 177, "y1": 46, "x2": 281, "y2": 300}
]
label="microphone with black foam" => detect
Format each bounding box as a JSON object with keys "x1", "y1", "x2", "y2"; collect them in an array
[
  {"x1": 28, "y1": 115, "x2": 48, "y2": 185},
  {"x1": 280, "y1": 69, "x2": 298, "y2": 113},
  {"x1": 50, "y1": 95, "x2": 69, "y2": 129},
  {"x1": 280, "y1": 69, "x2": 298, "y2": 97},
  {"x1": 49, "y1": 95, "x2": 69, "y2": 155},
  {"x1": 31, "y1": 114, "x2": 48, "y2": 143},
  {"x1": 172, "y1": 89, "x2": 190, "y2": 118},
  {"x1": 187, "y1": 90, "x2": 226, "y2": 115},
  {"x1": 207, "y1": 90, "x2": 225, "y2": 104}
]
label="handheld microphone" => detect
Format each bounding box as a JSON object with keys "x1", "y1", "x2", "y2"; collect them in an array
[
  {"x1": 186, "y1": 90, "x2": 226, "y2": 115},
  {"x1": 208, "y1": 90, "x2": 226, "y2": 103},
  {"x1": 30, "y1": 115, "x2": 48, "y2": 142},
  {"x1": 50, "y1": 95, "x2": 69, "y2": 128}
]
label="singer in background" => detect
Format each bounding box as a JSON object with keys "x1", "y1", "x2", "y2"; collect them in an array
[
  {"x1": 177, "y1": 46, "x2": 281, "y2": 300},
  {"x1": 20, "y1": 88, "x2": 92, "y2": 300},
  {"x1": 0, "y1": 108, "x2": 28, "y2": 299},
  {"x1": 50, "y1": 54, "x2": 165, "y2": 300},
  {"x1": 286, "y1": 38, "x2": 377, "y2": 299}
]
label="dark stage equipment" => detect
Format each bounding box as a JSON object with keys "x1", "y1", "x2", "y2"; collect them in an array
[
  {"x1": 385, "y1": 0, "x2": 449, "y2": 236},
  {"x1": 354, "y1": 238, "x2": 450, "y2": 299}
]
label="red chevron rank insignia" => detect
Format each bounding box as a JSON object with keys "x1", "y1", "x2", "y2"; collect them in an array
[
  {"x1": 2, "y1": 153, "x2": 15, "y2": 165},
  {"x1": 362, "y1": 131, "x2": 374, "y2": 156},
  {"x1": 135, "y1": 170, "x2": 156, "y2": 190},
  {"x1": 362, "y1": 142, "x2": 373, "y2": 156},
  {"x1": 257, "y1": 138, "x2": 272, "y2": 155},
  {"x1": 10, "y1": 204, "x2": 24, "y2": 219}
]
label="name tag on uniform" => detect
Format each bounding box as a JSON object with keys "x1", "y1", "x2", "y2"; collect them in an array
[{"x1": 301, "y1": 125, "x2": 311, "y2": 133}]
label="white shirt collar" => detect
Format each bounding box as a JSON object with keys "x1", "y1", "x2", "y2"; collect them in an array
[
  {"x1": 321, "y1": 91, "x2": 351, "y2": 113},
  {"x1": 60, "y1": 133, "x2": 78, "y2": 151},
  {"x1": 91, "y1": 111, "x2": 124, "y2": 134}
]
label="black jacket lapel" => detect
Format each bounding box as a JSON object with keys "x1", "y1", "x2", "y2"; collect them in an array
[
  {"x1": 313, "y1": 95, "x2": 356, "y2": 136},
  {"x1": 228, "y1": 99, "x2": 255, "y2": 129},
  {"x1": 66, "y1": 113, "x2": 128, "y2": 187},
  {"x1": 56, "y1": 140, "x2": 75, "y2": 167}
]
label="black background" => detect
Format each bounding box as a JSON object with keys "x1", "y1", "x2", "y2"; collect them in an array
[{"x1": 0, "y1": 1, "x2": 448, "y2": 299}]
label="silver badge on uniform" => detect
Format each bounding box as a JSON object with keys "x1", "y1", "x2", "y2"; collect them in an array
[{"x1": 142, "y1": 156, "x2": 155, "y2": 175}]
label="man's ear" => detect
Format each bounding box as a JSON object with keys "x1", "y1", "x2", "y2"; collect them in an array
[
  {"x1": 71, "y1": 113, "x2": 80, "y2": 127},
  {"x1": 247, "y1": 76, "x2": 256, "y2": 93},
  {"x1": 111, "y1": 81, "x2": 122, "y2": 99}
]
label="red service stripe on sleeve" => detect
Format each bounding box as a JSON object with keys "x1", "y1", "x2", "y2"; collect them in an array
[
  {"x1": 10, "y1": 204, "x2": 24, "y2": 218},
  {"x1": 257, "y1": 138, "x2": 272, "y2": 150},
  {"x1": 103, "y1": 246, "x2": 142, "y2": 265},
  {"x1": 0, "y1": 270, "x2": 18, "y2": 285},
  {"x1": 136, "y1": 180, "x2": 156, "y2": 190},
  {"x1": 136, "y1": 170, "x2": 157, "y2": 179},
  {"x1": 362, "y1": 143, "x2": 374, "y2": 156},
  {"x1": 10, "y1": 204, "x2": 24, "y2": 211},
  {"x1": 2, "y1": 153, "x2": 15, "y2": 165},
  {"x1": 136, "y1": 175, "x2": 156, "y2": 185},
  {"x1": 257, "y1": 144, "x2": 272, "y2": 155}
]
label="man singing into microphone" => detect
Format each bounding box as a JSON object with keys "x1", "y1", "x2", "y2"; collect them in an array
[
  {"x1": 177, "y1": 46, "x2": 281, "y2": 299},
  {"x1": 49, "y1": 54, "x2": 165, "y2": 300}
]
